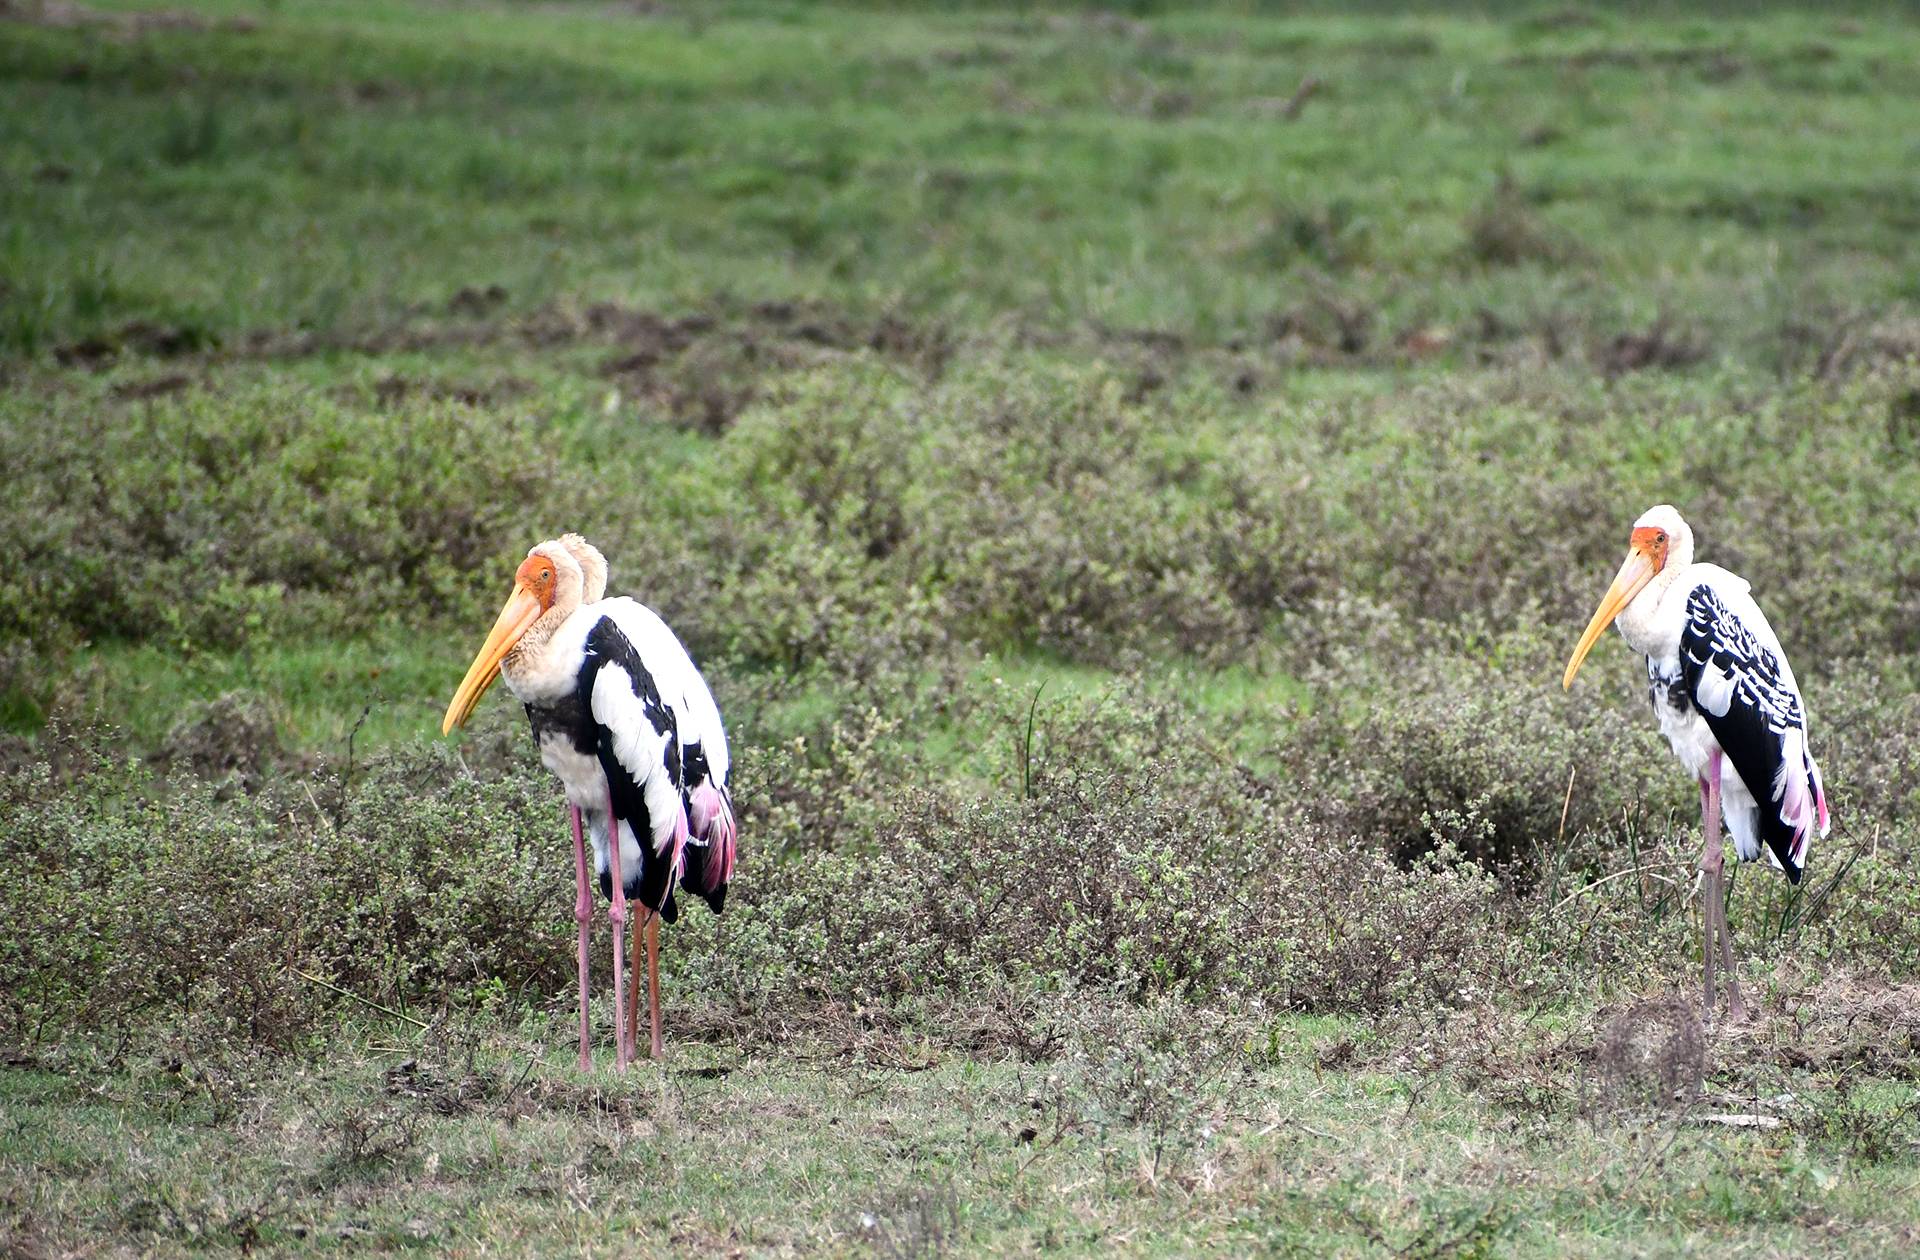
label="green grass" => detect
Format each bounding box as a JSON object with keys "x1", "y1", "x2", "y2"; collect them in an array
[
  {"x1": 7, "y1": 1020, "x2": 1918, "y2": 1257},
  {"x1": 5, "y1": 0, "x2": 1919, "y2": 360},
  {"x1": 7, "y1": 0, "x2": 1920, "y2": 1254},
  {"x1": 77, "y1": 625, "x2": 453, "y2": 750}
]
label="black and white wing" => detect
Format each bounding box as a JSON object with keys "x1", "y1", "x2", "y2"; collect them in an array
[
  {"x1": 595, "y1": 599, "x2": 736, "y2": 914},
  {"x1": 582, "y1": 613, "x2": 687, "y2": 920},
  {"x1": 1680, "y1": 578, "x2": 1828, "y2": 882}
]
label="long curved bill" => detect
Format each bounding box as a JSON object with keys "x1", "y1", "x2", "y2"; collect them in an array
[
  {"x1": 442, "y1": 584, "x2": 543, "y2": 734},
  {"x1": 1562, "y1": 550, "x2": 1656, "y2": 690}
]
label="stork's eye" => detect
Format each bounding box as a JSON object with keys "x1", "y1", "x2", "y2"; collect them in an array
[{"x1": 1656, "y1": 532, "x2": 1667, "y2": 544}]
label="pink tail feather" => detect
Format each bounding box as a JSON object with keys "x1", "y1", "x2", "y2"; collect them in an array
[
  {"x1": 688, "y1": 782, "x2": 737, "y2": 894},
  {"x1": 1812, "y1": 758, "x2": 1830, "y2": 838},
  {"x1": 1786, "y1": 756, "x2": 1829, "y2": 873},
  {"x1": 669, "y1": 802, "x2": 690, "y2": 879}
]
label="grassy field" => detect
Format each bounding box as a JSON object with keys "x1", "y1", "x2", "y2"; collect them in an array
[{"x1": 7, "y1": 0, "x2": 1920, "y2": 1254}]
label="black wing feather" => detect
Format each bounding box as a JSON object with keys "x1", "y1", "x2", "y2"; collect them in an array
[
  {"x1": 1679, "y1": 584, "x2": 1807, "y2": 883},
  {"x1": 580, "y1": 616, "x2": 684, "y2": 920}
]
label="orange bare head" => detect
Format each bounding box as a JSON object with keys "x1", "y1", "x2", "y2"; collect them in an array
[
  {"x1": 441, "y1": 541, "x2": 581, "y2": 734},
  {"x1": 1562, "y1": 507, "x2": 1687, "y2": 690}
]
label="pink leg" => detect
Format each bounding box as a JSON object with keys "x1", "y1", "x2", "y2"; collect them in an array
[
  {"x1": 1697, "y1": 777, "x2": 1717, "y2": 1018},
  {"x1": 604, "y1": 789, "x2": 630, "y2": 1073},
  {"x1": 646, "y1": 912, "x2": 664, "y2": 1060},
  {"x1": 627, "y1": 912, "x2": 642, "y2": 1059},
  {"x1": 1704, "y1": 752, "x2": 1748, "y2": 1022},
  {"x1": 1717, "y1": 875, "x2": 1747, "y2": 1023},
  {"x1": 1699, "y1": 751, "x2": 1749, "y2": 1025},
  {"x1": 569, "y1": 803, "x2": 593, "y2": 1073}
]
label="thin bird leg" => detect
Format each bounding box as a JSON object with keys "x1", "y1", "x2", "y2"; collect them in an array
[
  {"x1": 1716, "y1": 871, "x2": 1748, "y2": 1023},
  {"x1": 646, "y1": 912, "x2": 664, "y2": 1060},
  {"x1": 626, "y1": 905, "x2": 644, "y2": 1060},
  {"x1": 568, "y1": 803, "x2": 593, "y2": 1073},
  {"x1": 1696, "y1": 776, "x2": 1718, "y2": 1021},
  {"x1": 1706, "y1": 751, "x2": 1748, "y2": 1022},
  {"x1": 604, "y1": 788, "x2": 630, "y2": 1073}
]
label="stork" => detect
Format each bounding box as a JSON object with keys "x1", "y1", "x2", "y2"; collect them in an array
[
  {"x1": 441, "y1": 534, "x2": 737, "y2": 1070},
  {"x1": 1563, "y1": 505, "x2": 1828, "y2": 1022}
]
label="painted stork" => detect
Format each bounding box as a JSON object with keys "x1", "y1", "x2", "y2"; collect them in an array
[
  {"x1": 440, "y1": 534, "x2": 737, "y2": 1070},
  {"x1": 1562, "y1": 505, "x2": 1828, "y2": 1022}
]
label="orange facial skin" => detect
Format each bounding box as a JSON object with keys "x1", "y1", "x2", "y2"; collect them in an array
[
  {"x1": 1629, "y1": 525, "x2": 1670, "y2": 572},
  {"x1": 516, "y1": 554, "x2": 558, "y2": 611},
  {"x1": 1563, "y1": 526, "x2": 1671, "y2": 690},
  {"x1": 442, "y1": 550, "x2": 562, "y2": 733}
]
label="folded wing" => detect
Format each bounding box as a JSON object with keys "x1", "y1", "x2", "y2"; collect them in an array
[
  {"x1": 1680, "y1": 581, "x2": 1827, "y2": 883},
  {"x1": 593, "y1": 599, "x2": 737, "y2": 914}
]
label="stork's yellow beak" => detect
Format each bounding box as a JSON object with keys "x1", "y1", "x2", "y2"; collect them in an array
[
  {"x1": 1562, "y1": 548, "x2": 1658, "y2": 690},
  {"x1": 442, "y1": 583, "x2": 544, "y2": 734}
]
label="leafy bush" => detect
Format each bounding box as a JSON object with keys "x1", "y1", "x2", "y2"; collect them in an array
[
  {"x1": 8, "y1": 636, "x2": 1920, "y2": 1063},
  {"x1": 0, "y1": 381, "x2": 546, "y2": 696},
  {"x1": 0, "y1": 695, "x2": 1537, "y2": 1057},
  {"x1": 13, "y1": 357, "x2": 1920, "y2": 713},
  {"x1": 1285, "y1": 618, "x2": 1679, "y2": 875},
  {"x1": 0, "y1": 736, "x2": 566, "y2": 1052}
]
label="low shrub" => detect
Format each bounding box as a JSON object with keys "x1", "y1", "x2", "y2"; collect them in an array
[
  {"x1": 0, "y1": 693, "x2": 1541, "y2": 1056},
  {"x1": 0, "y1": 381, "x2": 548, "y2": 707},
  {"x1": 1284, "y1": 618, "x2": 1680, "y2": 877},
  {"x1": 0, "y1": 737, "x2": 565, "y2": 1052}
]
